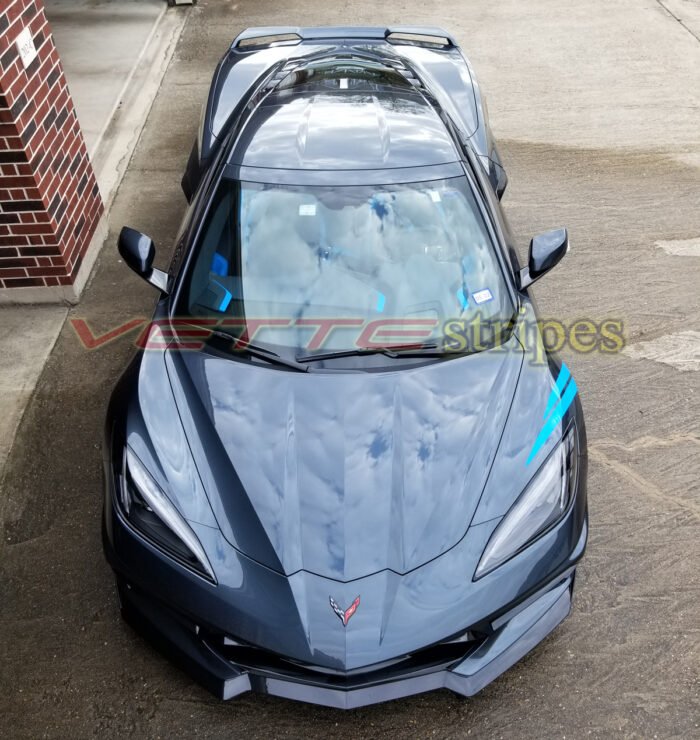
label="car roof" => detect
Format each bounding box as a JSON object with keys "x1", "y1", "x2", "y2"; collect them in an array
[{"x1": 227, "y1": 59, "x2": 461, "y2": 171}]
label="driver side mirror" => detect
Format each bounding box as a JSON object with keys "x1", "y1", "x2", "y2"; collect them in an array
[
  {"x1": 118, "y1": 226, "x2": 169, "y2": 293},
  {"x1": 518, "y1": 228, "x2": 569, "y2": 290}
]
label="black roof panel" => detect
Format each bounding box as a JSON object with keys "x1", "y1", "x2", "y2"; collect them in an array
[{"x1": 230, "y1": 83, "x2": 460, "y2": 170}]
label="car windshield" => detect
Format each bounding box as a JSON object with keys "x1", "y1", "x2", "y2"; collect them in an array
[{"x1": 178, "y1": 176, "x2": 515, "y2": 356}]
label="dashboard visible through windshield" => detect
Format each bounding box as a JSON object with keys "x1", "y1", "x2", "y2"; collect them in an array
[{"x1": 178, "y1": 176, "x2": 514, "y2": 357}]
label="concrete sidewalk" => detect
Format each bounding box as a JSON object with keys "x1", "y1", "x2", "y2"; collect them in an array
[
  {"x1": 48, "y1": 0, "x2": 165, "y2": 157},
  {"x1": 49, "y1": 0, "x2": 189, "y2": 210},
  {"x1": 1, "y1": 1, "x2": 699, "y2": 737}
]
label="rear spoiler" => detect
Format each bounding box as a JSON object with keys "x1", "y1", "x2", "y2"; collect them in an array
[{"x1": 232, "y1": 26, "x2": 457, "y2": 51}]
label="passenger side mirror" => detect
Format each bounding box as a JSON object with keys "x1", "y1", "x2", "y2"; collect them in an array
[
  {"x1": 518, "y1": 228, "x2": 569, "y2": 290},
  {"x1": 118, "y1": 227, "x2": 169, "y2": 293}
]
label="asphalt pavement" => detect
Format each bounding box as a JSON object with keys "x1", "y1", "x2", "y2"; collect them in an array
[{"x1": 1, "y1": 1, "x2": 699, "y2": 737}]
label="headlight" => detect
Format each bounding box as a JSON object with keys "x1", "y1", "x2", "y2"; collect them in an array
[
  {"x1": 121, "y1": 448, "x2": 215, "y2": 582},
  {"x1": 475, "y1": 426, "x2": 578, "y2": 579}
]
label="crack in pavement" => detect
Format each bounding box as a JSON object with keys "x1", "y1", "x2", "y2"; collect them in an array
[
  {"x1": 655, "y1": 0, "x2": 700, "y2": 44},
  {"x1": 593, "y1": 434, "x2": 700, "y2": 452},
  {"x1": 589, "y1": 444, "x2": 700, "y2": 519}
]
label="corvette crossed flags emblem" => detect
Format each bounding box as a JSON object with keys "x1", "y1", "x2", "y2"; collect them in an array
[{"x1": 329, "y1": 595, "x2": 360, "y2": 626}]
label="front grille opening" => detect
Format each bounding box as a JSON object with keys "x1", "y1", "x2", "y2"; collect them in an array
[{"x1": 203, "y1": 631, "x2": 485, "y2": 687}]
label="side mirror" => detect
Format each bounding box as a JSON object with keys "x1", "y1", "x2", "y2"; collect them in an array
[
  {"x1": 518, "y1": 228, "x2": 569, "y2": 290},
  {"x1": 118, "y1": 227, "x2": 169, "y2": 293}
]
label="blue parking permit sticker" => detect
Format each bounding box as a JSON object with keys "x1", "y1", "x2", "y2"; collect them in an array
[
  {"x1": 472, "y1": 288, "x2": 493, "y2": 305},
  {"x1": 211, "y1": 252, "x2": 228, "y2": 276}
]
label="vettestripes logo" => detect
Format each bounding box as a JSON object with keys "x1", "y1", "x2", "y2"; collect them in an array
[{"x1": 527, "y1": 363, "x2": 578, "y2": 465}]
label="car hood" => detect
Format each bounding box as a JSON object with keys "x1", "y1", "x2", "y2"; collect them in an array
[{"x1": 165, "y1": 338, "x2": 523, "y2": 582}]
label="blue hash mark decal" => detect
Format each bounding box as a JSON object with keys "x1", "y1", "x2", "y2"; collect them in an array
[
  {"x1": 456, "y1": 287, "x2": 468, "y2": 310},
  {"x1": 543, "y1": 363, "x2": 571, "y2": 418},
  {"x1": 526, "y1": 363, "x2": 577, "y2": 465}
]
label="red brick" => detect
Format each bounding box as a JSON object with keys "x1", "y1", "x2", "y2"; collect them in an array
[
  {"x1": 23, "y1": 232, "x2": 47, "y2": 245},
  {"x1": 1, "y1": 176, "x2": 34, "y2": 187},
  {"x1": 0, "y1": 267, "x2": 27, "y2": 278},
  {"x1": 0, "y1": 256, "x2": 36, "y2": 268},
  {"x1": 0, "y1": 235, "x2": 26, "y2": 246},
  {"x1": 3, "y1": 276, "x2": 45, "y2": 288},
  {"x1": 20, "y1": 244, "x2": 59, "y2": 256},
  {"x1": 12, "y1": 223, "x2": 53, "y2": 235},
  {"x1": 26, "y1": 264, "x2": 69, "y2": 276}
]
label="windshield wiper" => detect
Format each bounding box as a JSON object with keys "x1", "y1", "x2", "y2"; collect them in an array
[
  {"x1": 295, "y1": 343, "x2": 447, "y2": 363},
  {"x1": 205, "y1": 328, "x2": 309, "y2": 372}
]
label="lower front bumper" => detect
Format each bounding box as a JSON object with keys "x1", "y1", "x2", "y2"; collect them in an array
[{"x1": 118, "y1": 566, "x2": 577, "y2": 709}]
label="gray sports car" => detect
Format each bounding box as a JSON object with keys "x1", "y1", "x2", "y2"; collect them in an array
[{"x1": 103, "y1": 26, "x2": 587, "y2": 709}]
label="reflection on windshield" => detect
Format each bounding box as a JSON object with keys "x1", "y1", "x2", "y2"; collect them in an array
[{"x1": 180, "y1": 177, "x2": 513, "y2": 354}]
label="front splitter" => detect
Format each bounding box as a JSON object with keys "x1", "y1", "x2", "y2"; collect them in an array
[{"x1": 120, "y1": 572, "x2": 573, "y2": 709}]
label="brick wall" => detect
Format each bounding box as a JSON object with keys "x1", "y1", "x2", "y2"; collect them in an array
[{"x1": 0, "y1": 0, "x2": 103, "y2": 291}]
